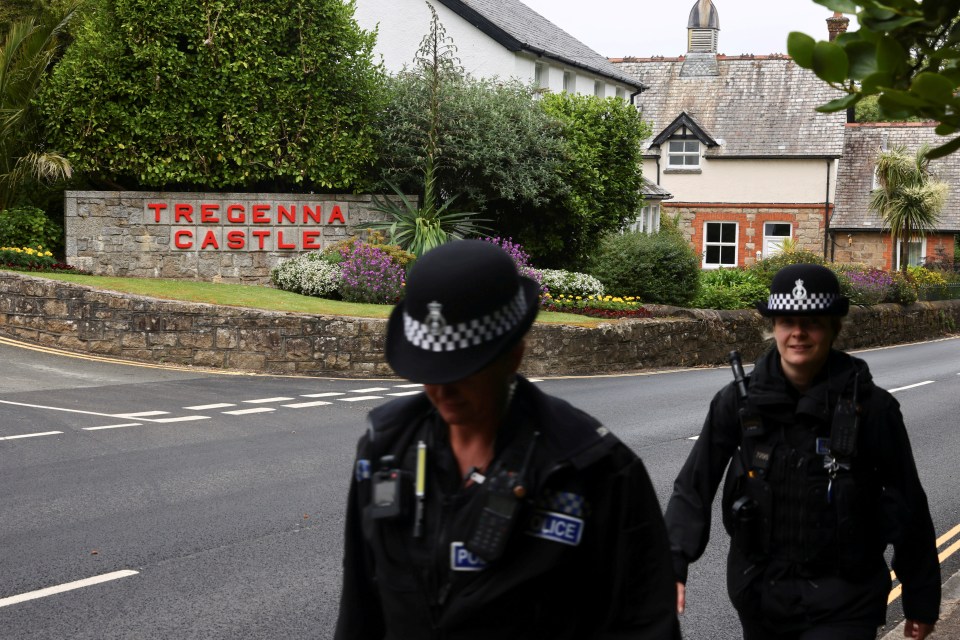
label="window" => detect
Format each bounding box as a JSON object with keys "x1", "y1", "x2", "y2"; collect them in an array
[
  {"x1": 563, "y1": 71, "x2": 573, "y2": 94},
  {"x1": 616, "y1": 87, "x2": 626, "y2": 101},
  {"x1": 703, "y1": 222, "x2": 737, "y2": 268},
  {"x1": 762, "y1": 222, "x2": 792, "y2": 258},
  {"x1": 667, "y1": 139, "x2": 700, "y2": 167},
  {"x1": 534, "y1": 63, "x2": 546, "y2": 90},
  {"x1": 894, "y1": 237, "x2": 926, "y2": 270},
  {"x1": 627, "y1": 204, "x2": 661, "y2": 234},
  {"x1": 593, "y1": 80, "x2": 603, "y2": 97}
]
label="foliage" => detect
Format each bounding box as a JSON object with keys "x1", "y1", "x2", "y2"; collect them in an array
[
  {"x1": 888, "y1": 269, "x2": 920, "y2": 303},
  {"x1": 788, "y1": 1, "x2": 960, "y2": 158},
  {"x1": 0, "y1": 244, "x2": 55, "y2": 269},
  {"x1": 0, "y1": 3, "x2": 76, "y2": 212},
  {"x1": 270, "y1": 252, "x2": 342, "y2": 298},
  {"x1": 325, "y1": 232, "x2": 416, "y2": 270},
  {"x1": 539, "y1": 268, "x2": 605, "y2": 298},
  {"x1": 540, "y1": 293, "x2": 652, "y2": 319},
  {"x1": 870, "y1": 143, "x2": 948, "y2": 270},
  {"x1": 833, "y1": 263, "x2": 894, "y2": 305},
  {"x1": 748, "y1": 249, "x2": 827, "y2": 287},
  {"x1": 693, "y1": 268, "x2": 770, "y2": 310},
  {"x1": 482, "y1": 236, "x2": 545, "y2": 295},
  {"x1": 907, "y1": 264, "x2": 949, "y2": 298},
  {"x1": 337, "y1": 242, "x2": 406, "y2": 304},
  {"x1": 0, "y1": 204, "x2": 62, "y2": 251},
  {"x1": 534, "y1": 92, "x2": 651, "y2": 267},
  {"x1": 588, "y1": 229, "x2": 701, "y2": 305},
  {"x1": 38, "y1": 0, "x2": 384, "y2": 191}
]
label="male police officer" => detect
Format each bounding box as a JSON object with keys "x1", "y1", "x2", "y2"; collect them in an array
[
  {"x1": 666, "y1": 264, "x2": 941, "y2": 639},
  {"x1": 334, "y1": 240, "x2": 679, "y2": 639}
]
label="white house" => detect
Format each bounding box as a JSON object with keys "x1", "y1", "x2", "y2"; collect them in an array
[{"x1": 352, "y1": 0, "x2": 643, "y2": 99}]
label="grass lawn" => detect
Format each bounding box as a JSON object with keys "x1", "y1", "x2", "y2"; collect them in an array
[{"x1": 5, "y1": 270, "x2": 604, "y2": 326}]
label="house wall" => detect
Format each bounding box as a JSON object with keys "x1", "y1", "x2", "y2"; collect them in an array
[
  {"x1": 642, "y1": 157, "x2": 837, "y2": 204},
  {"x1": 666, "y1": 202, "x2": 828, "y2": 267},
  {"x1": 832, "y1": 231, "x2": 957, "y2": 270}
]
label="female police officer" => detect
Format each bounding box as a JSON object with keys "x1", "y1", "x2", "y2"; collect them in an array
[
  {"x1": 665, "y1": 263, "x2": 941, "y2": 639},
  {"x1": 334, "y1": 240, "x2": 679, "y2": 639}
]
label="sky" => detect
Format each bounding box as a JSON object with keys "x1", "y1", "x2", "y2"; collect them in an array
[{"x1": 517, "y1": 0, "x2": 857, "y2": 59}]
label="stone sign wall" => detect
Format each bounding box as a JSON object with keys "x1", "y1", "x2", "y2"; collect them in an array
[{"x1": 65, "y1": 191, "x2": 394, "y2": 284}]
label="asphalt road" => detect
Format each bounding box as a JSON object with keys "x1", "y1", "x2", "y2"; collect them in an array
[{"x1": 0, "y1": 335, "x2": 958, "y2": 639}]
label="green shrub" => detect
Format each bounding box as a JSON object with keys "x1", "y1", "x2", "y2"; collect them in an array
[
  {"x1": 0, "y1": 245, "x2": 56, "y2": 270},
  {"x1": 907, "y1": 265, "x2": 948, "y2": 300},
  {"x1": 694, "y1": 268, "x2": 769, "y2": 310},
  {"x1": 325, "y1": 233, "x2": 417, "y2": 271},
  {"x1": 588, "y1": 230, "x2": 700, "y2": 305},
  {"x1": 833, "y1": 264, "x2": 894, "y2": 306},
  {"x1": 888, "y1": 271, "x2": 919, "y2": 304},
  {"x1": 540, "y1": 268, "x2": 605, "y2": 298},
  {"x1": 271, "y1": 253, "x2": 342, "y2": 298},
  {"x1": 748, "y1": 250, "x2": 826, "y2": 287},
  {"x1": 0, "y1": 206, "x2": 63, "y2": 253}
]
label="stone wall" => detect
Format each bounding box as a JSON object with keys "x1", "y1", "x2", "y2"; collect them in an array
[
  {"x1": 65, "y1": 191, "x2": 394, "y2": 285},
  {"x1": 2, "y1": 271, "x2": 958, "y2": 377}
]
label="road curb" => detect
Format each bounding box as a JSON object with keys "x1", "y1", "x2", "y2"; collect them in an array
[{"x1": 882, "y1": 568, "x2": 960, "y2": 639}]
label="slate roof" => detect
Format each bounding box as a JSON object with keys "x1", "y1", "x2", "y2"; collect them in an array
[
  {"x1": 436, "y1": 0, "x2": 643, "y2": 89},
  {"x1": 611, "y1": 56, "x2": 847, "y2": 158},
  {"x1": 642, "y1": 178, "x2": 673, "y2": 199},
  {"x1": 831, "y1": 123, "x2": 960, "y2": 232}
]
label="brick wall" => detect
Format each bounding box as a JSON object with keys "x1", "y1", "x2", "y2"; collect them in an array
[{"x1": 2, "y1": 271, "x2": 958, "y2": 377}]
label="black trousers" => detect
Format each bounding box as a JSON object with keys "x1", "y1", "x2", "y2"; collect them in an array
[{"x1": 739, "y1": 615, "x2": 879, "y2": 640}]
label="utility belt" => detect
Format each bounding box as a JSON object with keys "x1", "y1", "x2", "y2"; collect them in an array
[{"x1": 726, "y1": 352, "x2": 867, "y2": 577}]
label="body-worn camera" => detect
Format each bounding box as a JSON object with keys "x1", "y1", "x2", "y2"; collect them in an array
[
  {"x1": 731, "y1": 494, "x2": 764, "y2": 557},
  {"x1": 371, "y1": 455, "x2": 408, "y2": 520}
]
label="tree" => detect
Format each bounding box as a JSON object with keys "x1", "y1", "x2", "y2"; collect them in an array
[
  {"x1": 870, "y1": 143, "x2": 948, "y2": 271},
  {"x1": 0, "y1": 3, "x2": 76, "y2": 213},
  {"x1": 788, "y1": 0, "x2": 960, "y2": 158},
  {"x1": 38, "y1": 0, "x2": 385, "y2": 192}
]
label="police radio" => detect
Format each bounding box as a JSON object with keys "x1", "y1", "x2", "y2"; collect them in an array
[
  {"x1": 371, "y1": 455, "x2": 407, "y2": 520},
  {"x1": 830, "y1": 373, "x2": 860, "y2": 458},
  {"x1": 729, "y1": 351, "x2": 762, "y2": 438}
]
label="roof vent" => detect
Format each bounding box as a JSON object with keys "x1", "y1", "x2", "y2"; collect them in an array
[{"x1": 687, "y1": 0, "x2": 720, "y2": 53}]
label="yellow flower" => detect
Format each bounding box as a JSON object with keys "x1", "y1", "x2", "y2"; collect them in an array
[{"x1": 575, "y1": 296, "x2": 582, "y2": 300}]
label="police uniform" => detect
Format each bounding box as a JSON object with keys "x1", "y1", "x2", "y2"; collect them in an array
[
  {"x1": 664, "y1": 347, "x2": 941, "y2": 637},
  {"x1": 334, "y1": 376, "x2": 680, "y2": 639}
]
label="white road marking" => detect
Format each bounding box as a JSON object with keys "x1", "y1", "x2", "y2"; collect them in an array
[
  {"x1": 152, "y1": 416, "x2": 211, "y2": 423},
  {"x1": 282, "y1": 401, "x2": 333, "y2": 408},
  {"x1": 0, "y1": 570, "x2": 138, "y2": 608},
  {"x1": 83, "y1": 423, "x2": 142, "y2": 431},
  {"x1": 300, "y1": 392, "x2": 345, "y2": 398},
  {"x1": 116, "y1": 411, "x2": 169, "y2": 418},
  {"x1": 222, "y1": 407, "x2": 275, "y2": 415},
  {"x1": 688, "y1": 436, "x2": 699, "y2": 441},
  {"x1": 387, "y1": 391, "x2": 422, "y2": 397},
  {"x1": 0, "y1": 431, "x2": 63, "y2": 441},
  {"x1": 338, "y1": 396, "x2": 382, "y2": 402},
  {"x1": 183, "y1": 403, "x2": 235, "y2": 410},
  {"x1": 394, "y1": 384, "x2": 423, "y2": 388},
  {"x1": 351, "y1": 387, "x2": 389, "y2": 393},
  {"x1": 243, "y1": 397, "x2": 295, "y2": 404},
  {"x1": 889, "y1": 381, "x2": 935, "y2": 393},
  {"x1": 528, "y1": 379, "x2": 544, "y2": 383},
  {"x1": 0, "y1": 399, "x2": 122, "y2": 419}
]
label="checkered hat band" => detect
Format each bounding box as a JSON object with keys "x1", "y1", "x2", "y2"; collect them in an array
[
  {"x1": 403, "y1": 288, "x2": 528, "y2": 353},
  {"x1": 766, "y1": 292, "x2": 840, "y2": 312}
]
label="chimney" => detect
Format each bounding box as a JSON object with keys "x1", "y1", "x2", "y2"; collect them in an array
[{"x1": 827, "y1": 11, "x2": 849, "y2": 42}]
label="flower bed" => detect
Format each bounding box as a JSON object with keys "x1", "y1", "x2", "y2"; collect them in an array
[{"x1": 540, "y1": 294, "x2": 652, "y2": 319}]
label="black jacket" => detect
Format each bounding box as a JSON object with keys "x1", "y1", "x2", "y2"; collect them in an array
[
  {"x1": 334, "y1": 377, "x2": 680, "y2": 639},
  {"x1": 664, "y1": 348, "x2": 941, "y2": 627}
]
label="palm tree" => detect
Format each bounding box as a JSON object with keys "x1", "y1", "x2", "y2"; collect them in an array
[
  {"x1": 0, "y1": 3, "x2": 77, "y2": 213},
  {"x1": 870, "y1": 144, "x2": 949, "y2": 272}
]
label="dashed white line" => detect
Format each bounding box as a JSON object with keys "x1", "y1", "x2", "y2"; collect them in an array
[
  {"x1": 889, "y1": 381, "x2": 935, "y2": 393},
  {"x1": 116, "y1": 411, "x2": 169, "y2": 418},
  {"x1": 338, "y1": 396, "x2": 383, "y2": 402},
  {"x1": 282, "y1": 401, "x2": 333, "y2": 409},
  {"x1": 688, "y1": 436, "x2": 699, "y2": 441},
  {"x1": 243, "y1": 397, "x2": 295, "y2": 404},
  {"x1": 152, "y1": 416, "x2": 211, "y2": 423},
  {"x1": 223, "y1": 408, "x2": 276, "y2": 415},
  {"x1": 300, "y1": 392, "x2": 345, "y2": 398},
  {"x1": 0, "y1": 570, "x2": 139, "y2": 608},
  {"x1": 387, "y1": 391, "x2": 422, "y2": 397},
  {"x1": 83, "y1": 423, "x2": 142, "y2": 431},
  {"x1": 351, "y1": 387, "x2": 389, "y2": 393},
  {"x1": 0, "y1": 431, "x2": 63, "y2": 441},
  {"x1": 394, "y1": 384, "x2": 423, "y2": 388},
  {"x1": 183, "y1": 403, "x2": 235, "y2": 410}
]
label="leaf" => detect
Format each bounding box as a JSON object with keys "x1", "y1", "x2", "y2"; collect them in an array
[
  {"x1": 787, "y1": 32, "x2": 816, "y2": 69},
  {"x1": 861, "y1": 70, "x2": 894, "y2": 93},
  {"x1": 816, "y1": 92, "x2": 860, "y2": 112},
  {"x1": 812, "y1": 41, "x2": 849, "y2": 83},
  {"x1": 876, "y1": 36, "x2": 908, "y2": 75},
  {"x1": 911, "y1": 72, "x2": 957, "y2": 104},
  {"x1": 925, "y1": 134, "x2": 960, "y2": 159},
  {"x1": 846, "y1": 41, "x2": 880, "y2": 80},
  {"x1": 813, "y1": 0, "x2": 859, "y2": 12}
]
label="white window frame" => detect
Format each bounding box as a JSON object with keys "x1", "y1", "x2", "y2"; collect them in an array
[
  {"x1": 563, "y1": 71, "x2": 574, "y2": 94},
  {"x1": 627, "y1": 203, "x2": 661, "y2": 234},
  {"x1": 593, "y1": 80, "x2": 603, "y2": 97},
  {"x1": 616, "y1": 87, "x2": 626, "y2": 101},
  {"x1": 762, "y1": 222, "x2": 793, "y2": 258},
  {"x1": 703, "y1": 221, "x2": 738, "y2": 268},
  {"x1": 894, "y1": 237, "x2": 927, "y2": 270},
  {"x1": 534, "y1": 63, "x2": 546, "y2": 90},
  {"x1": 667, "y1": 139, "x2": 701, "y2": 168}
]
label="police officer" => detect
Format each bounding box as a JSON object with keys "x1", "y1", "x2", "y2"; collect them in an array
[
  {"x1": 665, "y1": 264, "x2": 941, "y2": 639},
  {"x1": 334, "y1": 240, "x2": 679, "y2": 639}
]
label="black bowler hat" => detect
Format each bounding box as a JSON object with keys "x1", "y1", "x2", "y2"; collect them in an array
[
  {"x1": 385, "y1": 240, "x2": 540, "y2": 384},
  {"x1": 756, "y1": 263, "x2": 849, "y2": 317}
]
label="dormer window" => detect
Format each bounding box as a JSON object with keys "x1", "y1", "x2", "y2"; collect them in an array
[{"x1": 668, "y1": 139, "x2": 700, "y2": 167}]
